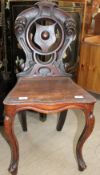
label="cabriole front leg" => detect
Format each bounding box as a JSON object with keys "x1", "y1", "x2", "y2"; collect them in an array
[
  {"x1": 4, "y1": 112, "x2": 19, "y2": 175},
  {"x1": 76, "y1": 105, "x2": 95, "y2": 171}
]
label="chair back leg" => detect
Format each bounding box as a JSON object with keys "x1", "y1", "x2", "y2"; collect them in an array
[
  {"x1": 56, "y1": 110, "x2": 68, "y2": 131},
  {"x1": 19, "y1": 111, "x2": 27, "y2": 132}
]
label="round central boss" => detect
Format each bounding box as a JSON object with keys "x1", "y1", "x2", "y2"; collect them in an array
[{"x1": 41, "y1": 31, "x2": 50, "y2": 40}]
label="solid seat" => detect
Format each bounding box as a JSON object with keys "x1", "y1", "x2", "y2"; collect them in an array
[{"x1": 4, "y1": 77, "x2": 95, "y2": 106}]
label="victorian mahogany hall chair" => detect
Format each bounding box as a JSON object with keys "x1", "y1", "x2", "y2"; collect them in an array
[{"x1": 3, "y1": 1, "x2": 96, "y2": 175}]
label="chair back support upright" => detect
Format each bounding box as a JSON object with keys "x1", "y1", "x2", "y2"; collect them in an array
[
  {"x1": 3, "y1": 1, "x2": 96, "y2": 175},
  {"x1": 14, "y1": 1, "x2": 76, "y2": 77}
]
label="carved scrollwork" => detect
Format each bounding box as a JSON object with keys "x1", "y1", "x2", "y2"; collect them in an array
[
  {"x1": 15, "y1": 17, "x2": 27, "y2": 34},
  {"x1": 64, "y1": 18, "x2": 76, "y2": 37},
  {"x1": 14, "y1": 1, "x2": 77, "y2": 77}
]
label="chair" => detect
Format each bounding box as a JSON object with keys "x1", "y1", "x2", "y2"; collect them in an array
[{"x1": 3, "y1": 1, "x2": 96, "y2": 175}]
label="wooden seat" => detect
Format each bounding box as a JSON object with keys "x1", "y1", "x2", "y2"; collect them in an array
[
  {"x1": 3, "y1": 1, "x2": 96, "y2": 175},
  {"x1": 4, "y1": 77, "x2": 95, "y2": 105}
]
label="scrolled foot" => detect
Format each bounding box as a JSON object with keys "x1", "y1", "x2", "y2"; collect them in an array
[
  {"x1": 8, "y1": 161, "x2": 18, "y2": 175},
  {"x1": 78, "y1": 159, "x2": 87, "y2": 171}
]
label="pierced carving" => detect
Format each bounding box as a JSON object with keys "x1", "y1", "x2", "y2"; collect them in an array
[{"x1": 15, "y1": 1, "x2": 76, "y2": 77}]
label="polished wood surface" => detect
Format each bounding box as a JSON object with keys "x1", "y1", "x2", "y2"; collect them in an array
[
  {"x1": 84, "y1": 35, "x2": 100, "y2": 45},
  {"x1": 4, "y1": 77, "x2": 95, "y2": 106},
  {"x1": 3, "y1": 1, "x2": 96, "y2": 175},
  {"x1": 78, "y1": 36, "x2": 100, "y2": 94}
]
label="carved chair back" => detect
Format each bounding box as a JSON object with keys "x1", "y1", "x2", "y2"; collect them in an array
[{"x1": 14, "y1": 1, "x2": 76, "y2": 77}]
